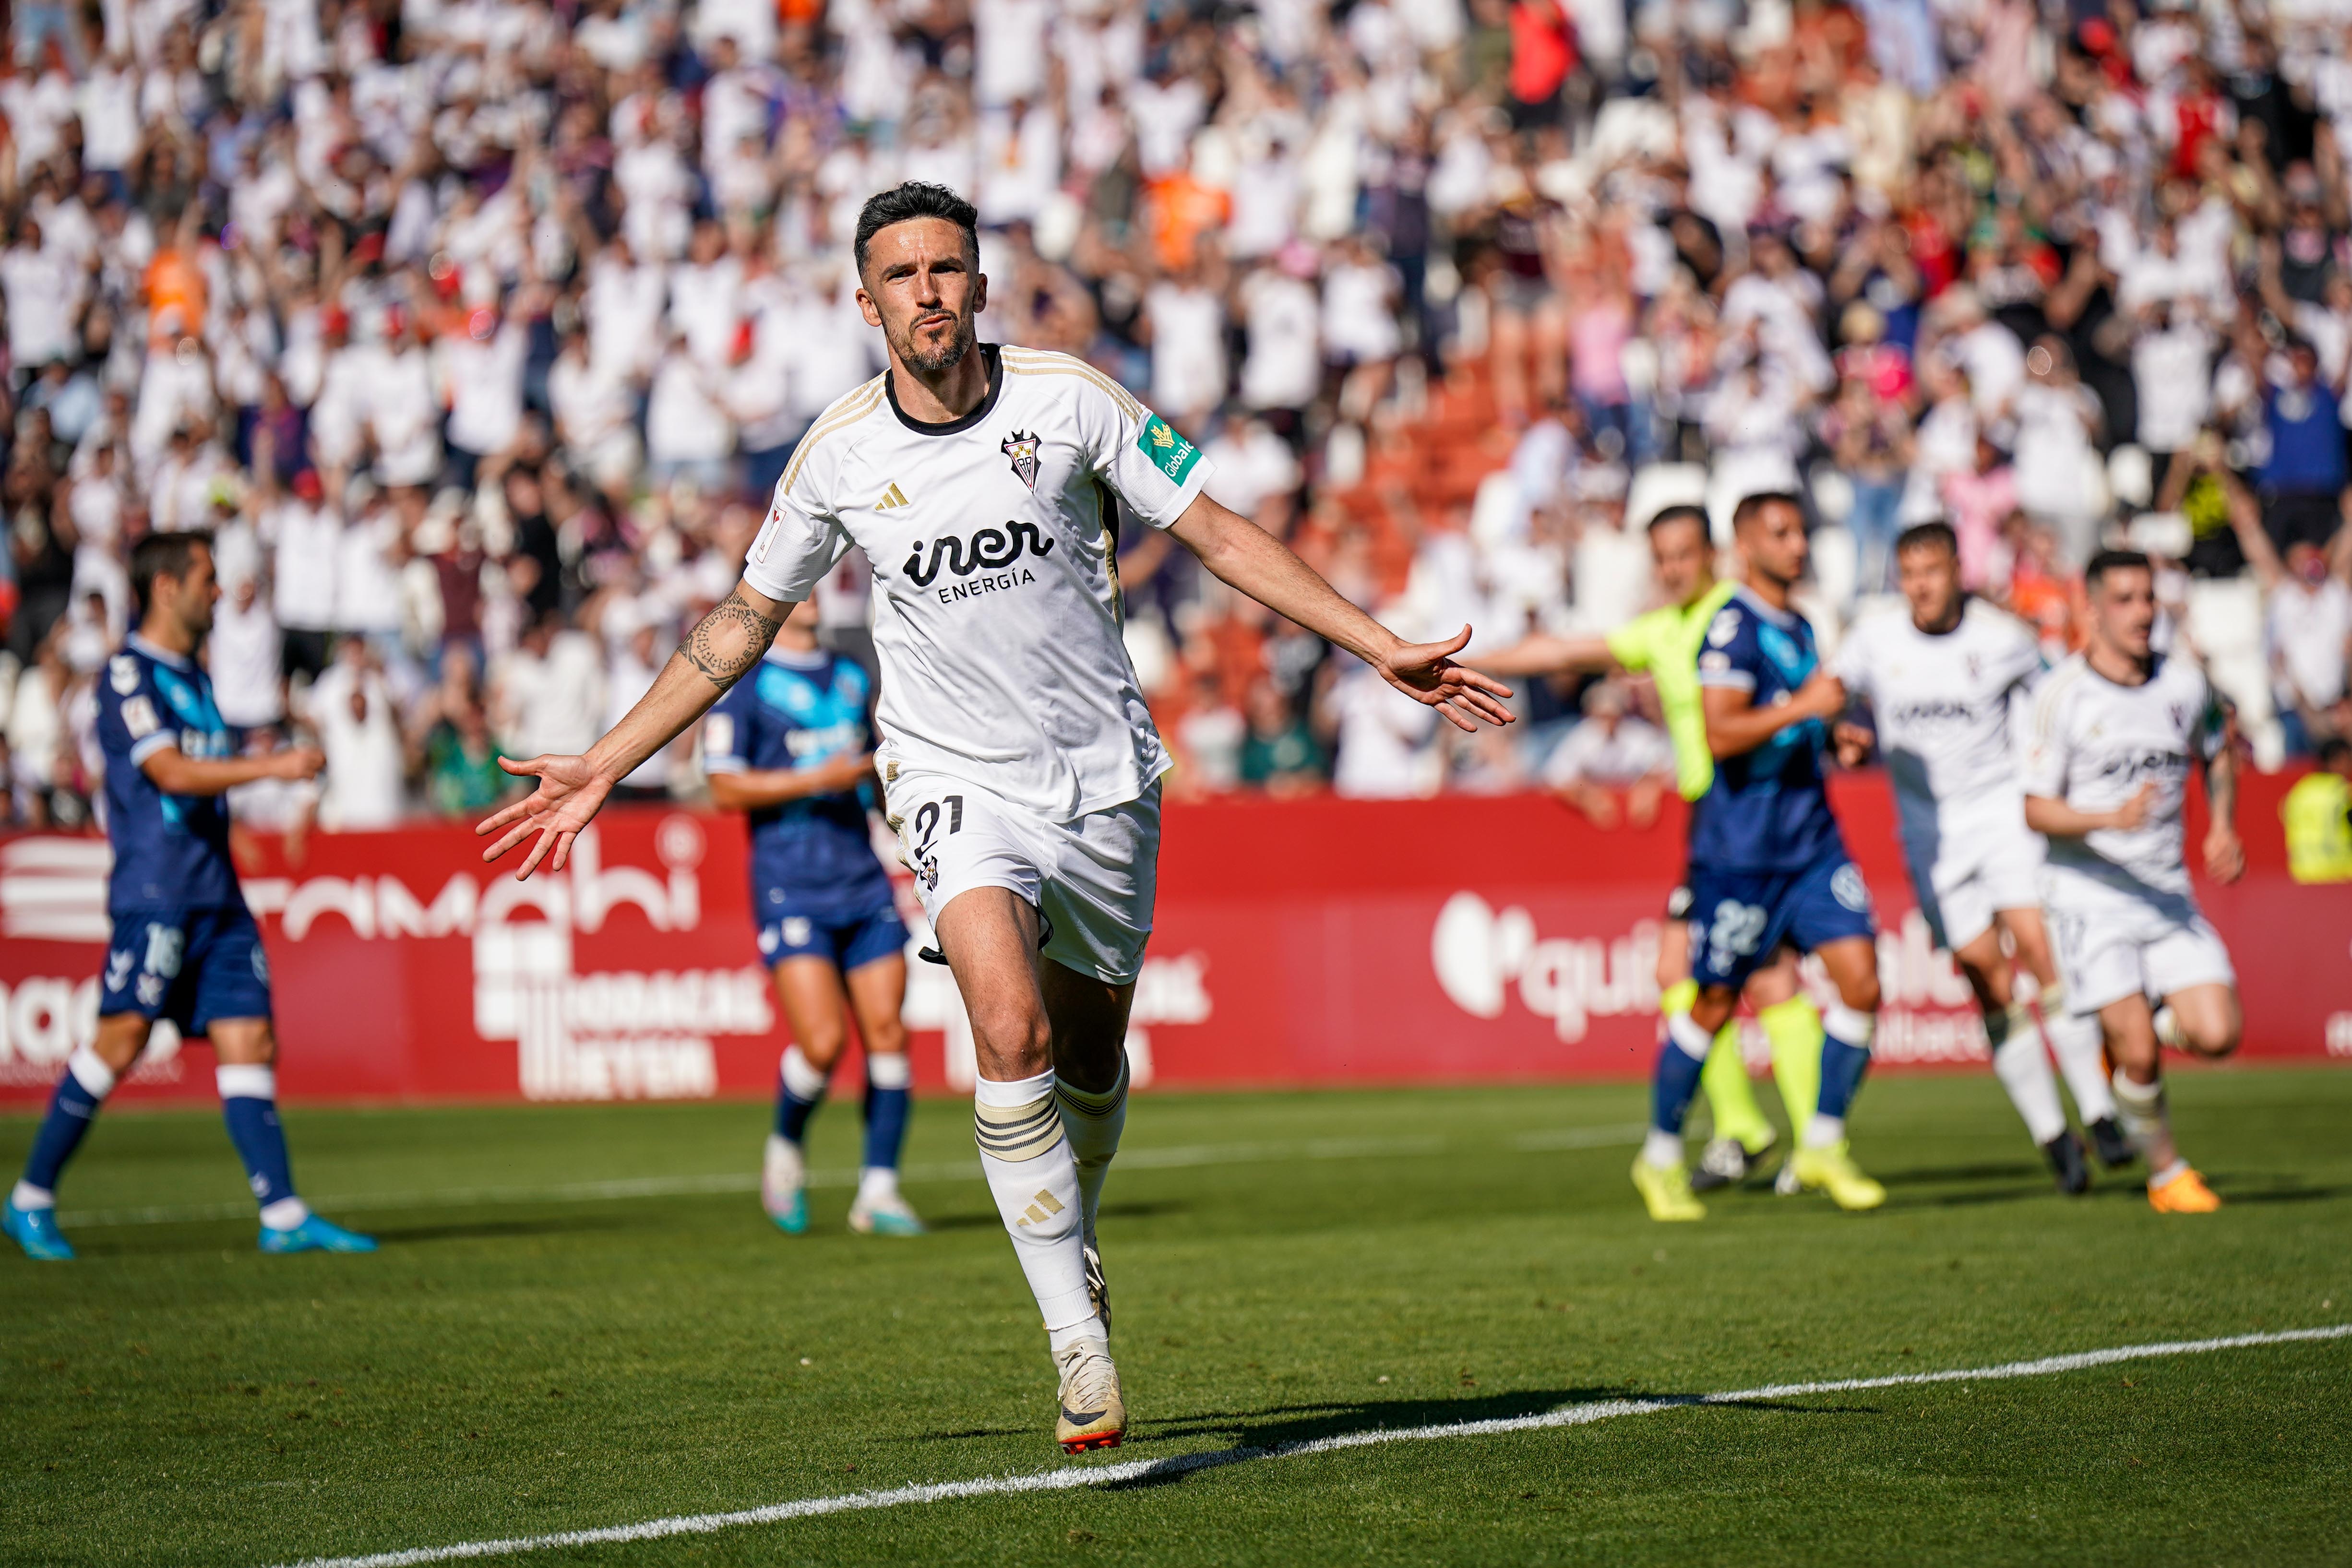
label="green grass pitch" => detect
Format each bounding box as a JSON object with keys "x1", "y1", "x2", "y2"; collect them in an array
[{"x1": 3, "y1": 1068, "x2": 2349, "y2": 1568}]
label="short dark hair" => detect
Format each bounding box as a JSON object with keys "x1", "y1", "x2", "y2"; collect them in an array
[
  {"x1": 1732, "y1": 490, "x2": 1803, "y2": 530},
  {"x1": 131, "y1": 530, "x2": 214, "y2": 612},
  {"x1": 853, "y1": 182, "x2": 979, "y2": 276},
  {"x1": 2084, "y1": 547, "x2": 2152, "y2": 589},
  {"x1": 1647, "y1": 503, "x2": 1709, "y2": 536},
  {"x1": 1896, "y1": 520, "x2": 1958, "y2": 558},
  {"x1": 2317, "y1": 736, "x2": 2352, "y2": 769}
]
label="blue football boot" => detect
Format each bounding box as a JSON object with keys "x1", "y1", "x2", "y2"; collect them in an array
[
  {"x1": 4, "y1": 1200, "x2": 75, "y2": 1260},
  {"x1": 764, "y1": 1135, "x2": 810, "y2": 1235},
  {"x1": 260, "y1": 1214, "x2": 379, "y2": 1253}
]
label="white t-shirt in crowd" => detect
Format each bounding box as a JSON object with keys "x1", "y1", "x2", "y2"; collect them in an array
[
  {"x1": 1330, "y1": 663, "x2": 1438, "y2": 798},
  {"x1": 335, "y1": 508, "x2": 407, "y2": 634},
  {"x1": 209, "y1": 590, "x2": 287, "y2": 728},
  {"x1": 1241, "y1": 270, "x2": 1321, "y2": 412},
  {"x1": 1540, "y1": 713, "x2": 1673, "y2": 788},
  {"x1": 2021, "y1": 652, "x2": 2222, "y2": 897},
  {"x1": 269, "y1": 498, "x2": 344, "y2": 632},
  {"x1": 973, "y1": 0, "x2": 1052, "y2": 105},
  {"x1": 1146, "y1": 282, "x2": 1228, "y2": 421},
  {"x1": 492, "y1": 630, "x2": 609, "y2": 759},
  {"x1": 308, "y1": 660, "x2": 407, "y2": 830},
  {"x1": 437, "y1": 321, "x2": 529, "y2": 456},
  {"x1": 2267, "y1": 576, "x2": 2352, "y2": 712},
  {"x1": 2131, "y1": 321, "x2": 2212, "y2": 452},
  {"x1": 742, "y1": 344, "x2": 1214, "y2": 820},
  {"x1": 1834, "y1": 598, "x2": 2044, "y2": 842}
]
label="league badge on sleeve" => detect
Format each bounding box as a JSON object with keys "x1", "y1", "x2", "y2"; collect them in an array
[{"x1": 1002, "y1": 429, "x2": 1042, "y2": 490}]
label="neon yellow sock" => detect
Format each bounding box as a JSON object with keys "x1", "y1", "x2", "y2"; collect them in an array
[{"x1": 1760, "y1": 995, "x2": 1824, "y2": 1129}]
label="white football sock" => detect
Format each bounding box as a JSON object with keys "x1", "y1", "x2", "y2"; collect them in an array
[
  {"x1": 260, "y1": 1196, "x2": 311, "y2": 1230},
  {"x1": 974, "y1": 1069, "x2": 1101, "y2": 1354},
  {"x1": 2110, "y1": 1068, "x2": 2178, "y2": 1175},
  {"x1": 1803, "y1": 1113, "x2": 1846, "y2": 1149},
  {"x1": 857, "y1": 1165, "x2": 900, "y2": 1205},
  {"x1": 1987, "y1": 1006, "x2": 2067, "y2": 1145},
  {"x1": 1641, "y1": 1128, "x2": 1685, "y2": 1168},
  {"x1": 1054, "y1": 1055, "x2": 1128, "y2": 1242},
  {"x1": 2040, "y1": 987, "x2": 2117, "y2": 1122},
  {"x1": 11, "y1": 1181, "x2": 54, "y2": 1211},
  {"x1": 780, "y1": 1045, "x2": 829, "y2": 1104}
]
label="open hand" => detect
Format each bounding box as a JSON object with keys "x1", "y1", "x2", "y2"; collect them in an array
[
  {"x1": 476, "y1": 753, "x2": 614, "y2": 879},
  {"x1": 1378, "y1": 626, "x2": 1517, "y2": 733}
]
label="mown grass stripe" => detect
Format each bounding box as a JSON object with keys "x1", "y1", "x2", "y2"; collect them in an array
[
  {"x1": 55, "y1": 1125, "x2": 1651, "y2": 1229},
  {"x1": 272, "y1": 1323, "x2": 2352, "y2": 1568}
]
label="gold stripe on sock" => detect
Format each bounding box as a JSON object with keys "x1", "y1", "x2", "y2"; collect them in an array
[{"x1": 975, "y1": 1097, "x2": 1067, "y2": 1163}]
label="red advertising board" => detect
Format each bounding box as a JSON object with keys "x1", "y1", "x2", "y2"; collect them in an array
[{"x1": 2, "y1": 774, "x2": 2345, "y2": 1105}]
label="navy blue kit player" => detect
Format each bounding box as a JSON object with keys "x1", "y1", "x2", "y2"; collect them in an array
[
  {"x1": 703, "y1": 600, "x2": 923, "y2": 1238},
  {"x1": 1630, "y1": 492, "x2": 1888, "y2": 1219},
  {"x1": 5, "y1": 532, "x2": 375, "y2": 1260}
]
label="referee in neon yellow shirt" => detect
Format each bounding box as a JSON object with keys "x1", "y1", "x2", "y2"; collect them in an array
[{"x1": 1482, "y1": 504, "x2": 1824, "y2": 1206}]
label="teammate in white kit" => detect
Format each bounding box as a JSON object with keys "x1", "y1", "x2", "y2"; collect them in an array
[
  {"x1": 474, "y1": 183, "x2": 1515, "y2": 1451},
  {"x1": 2021, "y1": 549, "x2": 2245, "y2": 1214},
  {"x1": 1832, "y1": 523, "x2": 2129, "y2": 1191}
]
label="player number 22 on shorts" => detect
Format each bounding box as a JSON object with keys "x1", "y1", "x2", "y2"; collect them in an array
[{"x1": 1707, "y1": 900, "x2": 1767, "y2": 974}]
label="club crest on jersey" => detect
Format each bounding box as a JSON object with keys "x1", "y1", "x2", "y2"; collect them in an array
[{"x1": 1001, "y1": 428, "x2": 1042, "y2": 490}]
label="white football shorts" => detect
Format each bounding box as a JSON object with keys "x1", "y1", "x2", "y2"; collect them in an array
[
  {"x1": 1900, "y1": 805, "x2": 2044, "y2": 951},
  {"x1": 2040, "y1": 863, "x2": 2236, "y2": 1016},
  {"x1": 886, "y1": 768, "x2": 1159, "y2": 986}
]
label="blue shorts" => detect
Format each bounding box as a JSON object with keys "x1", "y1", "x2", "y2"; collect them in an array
[
  {"x1": 102, "y1": 906, "x2": 272, "y2": 1033},
  {"x1": 755, "y1": 903, "x2": 909, "y2": 974},
  {"x1": 1686, "y1": 855, "x2": 1876, "y2": 990}
]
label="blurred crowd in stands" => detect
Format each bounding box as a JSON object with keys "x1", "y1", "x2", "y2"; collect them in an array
[{"x1": 3, "y1": 0, "x2": 2351, "y2": 831}]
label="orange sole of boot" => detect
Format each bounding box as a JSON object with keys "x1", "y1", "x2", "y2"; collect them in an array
[{"x1": 1061, "y1": 1432, "x2": 1123, "y2": 1454}]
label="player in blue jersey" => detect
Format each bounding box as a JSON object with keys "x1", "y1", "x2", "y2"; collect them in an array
[
  {"x1": 704, "y1": 599, "x2": 923, "y2": 1237},
  {"x1": 5, "y1": 533, "x2": 376, "y2": 1261},
  {"x1": 1630, "y1": 491, "x2": 1888, "y2": 1219}
]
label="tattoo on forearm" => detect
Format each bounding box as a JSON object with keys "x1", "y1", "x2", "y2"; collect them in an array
[{"x1": 679, "y1": 590, "x2": 783, "y2": 688}]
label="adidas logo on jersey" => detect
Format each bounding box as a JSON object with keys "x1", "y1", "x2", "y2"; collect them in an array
[{"x1": 877, "y1": 482, "x2": 911, "y2": 510}]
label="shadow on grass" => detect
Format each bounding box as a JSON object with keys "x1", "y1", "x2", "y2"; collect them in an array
[{"x1": 1123, "y1": 1386, "x2": 1873, "y2": 1457}]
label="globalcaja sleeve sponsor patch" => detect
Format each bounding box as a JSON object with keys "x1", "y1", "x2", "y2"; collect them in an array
[{"x1": 1136, "y1": 414, "x2": 1202, "y2": 485}]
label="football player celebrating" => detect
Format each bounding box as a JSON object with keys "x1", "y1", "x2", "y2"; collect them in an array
[
  {"x1": 5, "y1": 534, "x2": 376, "y2": 1261},
  {"x1": 1832, "y1": 522, "x2": 2130, "y2": 1192},
  {"x1": 704, "y1": 599, "x2": 922, "y2": 1238},
  {"x1": 476, "y1": 183, "x2": 1513, "y2": 1452},
  {"x1": 1632, "y1": 492, "x2": 1886, "y2": 1220},
  {"x1": 2022, "y1": 550, "x2": 2245, "y2": 1213}
]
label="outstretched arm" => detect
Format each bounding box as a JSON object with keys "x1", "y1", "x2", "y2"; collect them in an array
[
  {"x1": 477, "y1": 582, "x2": 790, "y2": 878},
  {"x1": 1473, "y1": 631, "x2": 1618, "y2": 678},
  {"x1": 143, "y1": 745, "x2": 324, "y2": 796},
  {"x1": 1167, "y1": 493, "x2": 1514, "y2": 731}
]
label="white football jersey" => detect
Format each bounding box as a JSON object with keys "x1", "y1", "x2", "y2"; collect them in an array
[
  {"x1": 2020, "y1": 651, "x2": 2224, "y2": 896},
  {"x1": 1833, "y1": 598, "x2": 2043, "y2": 839},
  {"x1": 742, "y1": 344, "x2": 1214, "y2": 820}
]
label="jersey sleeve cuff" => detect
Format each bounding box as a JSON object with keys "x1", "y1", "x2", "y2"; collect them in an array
[
  {"x1": 1137, "y1": 451, "x2": 1216, "y2": 530},
  {"x1": 1694, "y1": 670, "x2": 1755, "y2": 691},
  {"x1": 128, "y1": 734, "x2": 177, "y2": 766},
  {"x1": 703, "y1": 756, "x2": 750, "y2": 775}
]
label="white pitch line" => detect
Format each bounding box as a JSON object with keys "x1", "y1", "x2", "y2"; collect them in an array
[
  {"x1": 273, "y1": 1323, "x2": 2352, "y2": 1568},
  {"x1": 54, "y1": 1125, "x2": 1649, "y2": 1230}
]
